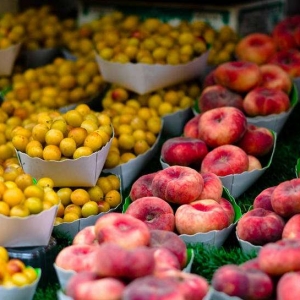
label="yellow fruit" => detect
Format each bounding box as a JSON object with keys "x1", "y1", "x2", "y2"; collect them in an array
[
  {"x1": 83, "y1": 132, "x2": 103, "y2": 152},
  {"x1": 59, "y1": 137, "x2": 77, "y2": 157},
  {"x1": 37, "y1": 177, "x2": 54, "y2": 188},
  {"x1": 3, "y1": 187, "x2": 25, "y2": 207},
  {"x1": 73, "y1": 146, "x2": 93, "y2": 159},
  {"x1": 14, "y1": 173, "x2": 34, "y2": 191},
  {"x1": 70, "y1": 188, "x2": 90, "y2": 206},
  {"x1": 45, "y1": 128, "x2": 64, "y2": 146},
  {"x1": 0, "y1": 246, "x2": 9, "y2": 262},
  {"x1": 118, "y1": 134, "x2": 135, "y2": 150},
  {"x1": 120, "y1": 152, "x2": 136, "y2": 163},
  {"x1": 134, "y1": 140, "x2": 150, "y2": 155},
  {"x1": 24, "y1": 184, "x2": 44, "y2": 199},
  {"x1": 24, "y1": 197, "x2": 43, "y2": 214},
  {"x1": 87, "y1": 185, "x2": 104, "y2": 202},
  {"x1": 147, "y1": 117, "x2": 162, "y2": 134},
  {"x1": 56, "y1": 187, "x2": 72, "y2": 206},
  {"x1": 0, "y1": 201, "x2": 10, "y2": 216},
  {"x1": 81, "y1": 201, "x2": 99, "y2": 217},
  {"x1": 105, "y1": 190, "x2": 121, "y2": 208},
  {"x1": 43, "y1": 145, "x2": 62, "y2": 161},
  {"x1": 23, "y1": 267, "x2": 38, "y2": 283},
  {"x1": 10, "y1": 204, "x2": 30, "y2": 217},
  {"x1": 104, "y1": 151, "x2": 120, "y2": 169},
  {"x1": 64, "y1": 203, "x2": 82, "y2": 217},
  {"x1": 63, "y1": 212, "x2": 80, "y2": 223},
  {"x1": 96, "y1": 177, "x2": 113, "y2": 195}
]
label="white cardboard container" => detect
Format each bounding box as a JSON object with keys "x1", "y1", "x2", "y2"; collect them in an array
[
  {"x1": 95, "y1": 51, "x2": 209, "y2": 95},
  {"x1": 203, "y1": 288, "x2": 242, "y2": 300},
  {"x1": 0, "y1": 43, "x2": 22, "y2": 76},
  {"x1": 0, "y1": 268, "x2": 41, "y2": 300},
  {"x1": 0, "y1": 205, "x2": 58, "y2": 247},
  {"x1": 16, "y1": 136, "x2": 113, "y2": 188},
  {"x1": 236, "y1": 232, "x2": 262, "y2": 255}
]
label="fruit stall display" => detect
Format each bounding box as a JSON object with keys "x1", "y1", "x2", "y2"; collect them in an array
[{"x1": 0, "y1": 3, "x2": 299, "y2": 300}]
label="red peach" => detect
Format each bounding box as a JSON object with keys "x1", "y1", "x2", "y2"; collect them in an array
[
  {"x1": 253, "y1": 186, "x2": 277, "y2": 211},
  {"x1": 258, "y1": 238, "x2": 300, "y2": 276},
  {"x1": 129, "y1": 172, "x2": 156, "y2": 201},
  {"x1": 151, "y1": 165, "x2": 204, "y2": 205},
  {"x1": 239, "y1": 257, "x2": 261, "y2": 271},
  {"x1": 199, "y1": 172, "x2": 223, "y2": 202},
  {"x1": 236, "y1": 208, "x2": 285, "y2": 246},
  {"x1": 94, "y1": 212, "x2": 151, "y2": 249},
  {"x1": 235, "y1": 33, "x2": 277, "y2": 65},
  {"x1": 198, "y1": 85, "x2": 244, "y2": 113},
  {"x1": 200, "y1": 144, "x2": 249, "y2": 176},
  {"x1": 271, "y1": 178, "x2": 300, "y2": 218},
  {"x1": 161, "y1": 136, "x2": 208, "y2": 168},
  {"x1": 243, "y1": 87, "x2": 290, "y2": 117},
  {"x1": 72, "y1": 225, "x2": 97, "y2": 245},
  {"x1": 248, "y1": 155, "x2": 262, "y2": 171},
  {"x1": 282, "y1": 214, "x2": 300, "y2": 239},
  {"x1": 175, "y1": 199, "x2": 230, "y2": 234},
  {"x1": 198, "y1": 106, "x2": 247, "y2": 148},
  {"x1": 268, "y1": 49, "x2": 300, "y2": 78},
  {"x1": 183, "y1": 115, "x2": 201, "y2": 139},
  {"x1": 219, "y1": 197, "x2": 235, "y2": 224},
  {"x1": 213, "y1": 61, "x2": 262, "y2": 93},
  {"x1": 202, "y1": 69, "x2": 216, "y2": 88},
  {"x1": 260, "y1": 63, "x2": 292, "y2": 94},
  {"x1": 236, "y1": 124, "x2": 274, "y2": 157},
  {"x1": 151, "y1": 248, "x2": 181, "y2": 275},
  {"x1": 122, "y1": 275, "x2": 185, "y2": 300},
  {"x1": 149, "y1": 229, "x2": 188, "y2": 269},
  {"x1": 276, "y1": 271, "x2": 300, "y2": 300},
  {"x1": 124, "y1": 196, "x2": 175, "y2": 232}
]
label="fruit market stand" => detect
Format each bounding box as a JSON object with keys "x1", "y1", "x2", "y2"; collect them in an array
[{"x1": 0, "y1": 1, "x2": 300, "y2": 299}]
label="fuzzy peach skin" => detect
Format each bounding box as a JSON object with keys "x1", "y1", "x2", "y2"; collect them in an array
[
  {"x1": 198, "y1": 172, "x2": 223, "y2": 202},
  {"x1": 198, "y1": 85, "x2": 244, "y2": 113},
  {"x1": 235, "y1": 33, "x2": 277, "y2": 65},
  {"x1": 200, "y1": 144, "x2": 249, "y2": 176},
  {"x1": 248, "y1": 155, "x2": 262, "y2": 171},
  {"x1": 122, "y1": 275, "x2": 185, "y2": 300},
  {"x1": 95, "y1": 242, "x2": 155, "y2": 279},
  {"x1": 55, "y1": 244, "x2": 102, "y2": 273},
  {"x1": 161, "y1": 136, "x2": 208, "y2": 168},
  {"x1": 253, "y1": 186, "x2": 277, "y2": 211},
  {"x1": 213, "y1": 61, "x2": 262, "y2": 93},
  {"x1": 124, "y1": 196, "x2": 175, "y2": 232},
  {"x1": 198, "y1": 106, "x2": 247, "y2": 148},
  {"x1": 175, "y1": 199, "x2": 231, "y2": 235},
  {"x1": 236, "y1": 208, "x2": 285, "y2": 246},
  {"x1": 268, "y1": 49, "x2": 300, "y2": 78},
  {"x1": 129, "y1": 172, "x2": 156, "y2": 201},
  {"x1": 151, "y1": 165, "x2": 204, "y2": 205},
  {"x1": 65, "y1": 271, "x2": 125, "y2": 300},
  {"x1": 236, "y1": 124, "x2": 274, "y2": 157},
  {"x1": 94, "y1": 212, "x2": 151, "y2": 249},
  {"x1": 157, "y1": 269, "x2": 209, "y2": 300},
  {"x1": 149, "y1": 229, "x2": 187, "y2": 269},
  {"x1": 276, "y1": 271, "x2": 300, "y2": 300},
  {"x1": 183, "y1": 114, "x2": 201, "y2": 139},
  {"x1": 72, "y1": 226, "x2": 97, "y2": 245},
  {"x1": 243, "y1": 87, "x2": 290, "y2": 117},
  {"x1": 202, "y1": 69, "x2": 217, "y2": 88},
  {"x1": 258, "y1": 238, "x2": 300, "y2": 276},
  {"x1": 219, "y1": 197, "x2": 235, "y2": 224},
  {"x1": 271, "y1": 178, "x2": 300, "y2": 218},
  {"x1": 212, "y1": 264, "x2": 274, "y2": 299},
  {"x1": 259, "y1": 64, "x2": 292, "y2": 94},
  {"x1": 282, "y1": 214, "x2": 300, "y2": 239}
]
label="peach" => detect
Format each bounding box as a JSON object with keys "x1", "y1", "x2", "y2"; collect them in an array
[
  {"x1": 202, "y1": 69, "x2": 216, "y2": 88},
  {"x1": 235, "y1": 33, "x2": 277, "y2": 65},
  {"x1": 236, "y1": 208, "x2": 285, "y2": 246},
  {"x1": 253, "y1": 186, "x2": 277, "y2": 211},
  {"x1": 151, "y1": 165, "x2": 204, "y2": 205},
  {"x1": 183, "y1": 115, "x2": 201, "y2": 139},
  {"x1": 268, "y1": 49, "x2": 300, "y2": 78},
  {"x1": 243, "y1": 86, "x2": 290, "y2": 117},
  {"x1": 258, "y1": 238, "x2": 300, "y2": 276},
  {"x1": 219, "y1": 197, "x2": 235, "y2": 224},
  {"x1": 122, "y1": 275, "x2": 184, "y2": 300},
  {"x1": 94, "y1": 212, "x2": 151, "y2": 249},
  {"x1": 158, "y1": 269, "x2": 209, "y2": 300},
  {"x1": 271, "y1": 178, "x2": 300, "y2": 218},
  {"x1": 161, "y1": 136, "x2": 208, "y2": 169},
  {"x1": 198, "y1": 85, "x2": 244, "y2": 113},
  {"x1": 198, "y1": 106, "x2": 247, "y2": 148},
  {"x1": 198, "y1": 172, "x2": 223, "y2": 202},
  {"x1": 175, "y1": 199, "x2": 230, "y2": 234},
  {"x1": 259, "y1": 64, "x2": 292, "y2": 94},
  {"x1": 239, "y1": 257, "x2": 261, "y2": 271},
  {"x1": 248, "y1": 155, "x2": 262, "y2": 171},
  {"x1": 149, "y1": 229, "x2": 188, "y2": 269},
  {"x1": 276, "y1": 271, "x2": 300, "y2": 300},
  {"x1": 65, "y1": 272, "x2": 125, "y2": 300},
  {"x1": 200, "y1": 144, "x2": 249, "y2": 176},
  {"x1": 72, "y1": 225, "x2": 97, "y2": 245},
  {"x1": 95, "y1": 242, "x2": 155, "y2": 279},
  {"x1": 272, "y1": 15, "x2": 300, "y2": 50},
  {"x1": 124, "y1": 196, "x2": 175, "y2": 231},
  {"x1": 282, "y1": 214, "x2": 300, "y2": 239},
  {"x1": 151, "y1": 248, "x2": 181, "y2": 275},
  {"x1": 211, "y1": 264, "x2": 250, "y2": 298},
  {"x1": 129, "y1": 172, "x2": 156, "y2": 201},
  {"x1": 55, "y1": 244, "x2": 102, "y2": 273},
  {"x1": 236, "y1": 124, "x2": 274, "y2": 157},
  {"x1": 213, "y1": 61, "x2": 262, "y2": 93}
]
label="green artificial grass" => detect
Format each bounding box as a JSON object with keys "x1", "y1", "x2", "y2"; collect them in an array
[{"x1": 33, "y1": 99, "x2": 300, "y2": 299}]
